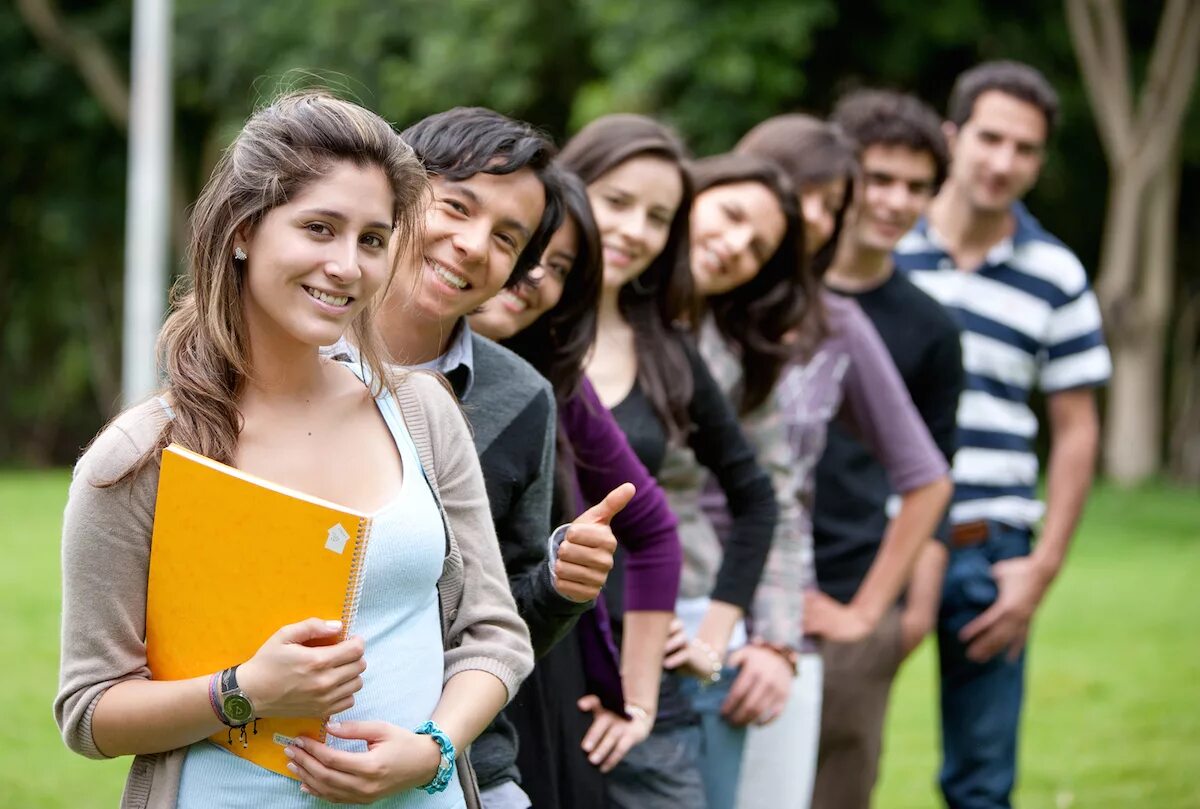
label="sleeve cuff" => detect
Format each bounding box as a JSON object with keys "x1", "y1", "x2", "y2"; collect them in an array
[{"x1": 546, "y1": 523, "x2": 571, "y2": 590}]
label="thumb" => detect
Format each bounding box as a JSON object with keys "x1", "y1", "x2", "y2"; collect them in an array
[
  {"x1": 577, "y1": 694, "x2": 602, "y2": 713},
  {"x1": 276, "y1": 618, "x2": 343, "y2": 645},
  {"x1": 727, "y1": 646, "x2": 750, "y2": 668},
  {"x1": 324, "y1": 719, "x2": 393, "y2": 742},
  {"x1": 576, "y1": 482, "x2": 636, "y2": 527}
]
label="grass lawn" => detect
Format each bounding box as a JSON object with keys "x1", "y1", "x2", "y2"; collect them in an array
[
  {"x1": 3, "y1": 470, "x2": 1198, "y2": 807},
  {"x1": 877, "y1": 482, "x2": 1200, "y2": 808}
]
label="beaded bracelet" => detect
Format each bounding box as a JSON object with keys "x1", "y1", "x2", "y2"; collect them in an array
[
  {"x1": 207, "y1": 672, "x2": 223, "y2": 722},
  {"x1": 624, "y1": 703, "x2": 651, "y2": 727},
  {"x1": 414, "y1": 720, "x2": 456, "y2": 794},
  {"x1": 692, "y1": 638, "x2": 723, "y2": 686}
]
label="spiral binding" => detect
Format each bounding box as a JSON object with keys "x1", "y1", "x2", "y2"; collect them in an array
[{"x1": 340, "y1": 517, "x2": 372, "y2": 644}]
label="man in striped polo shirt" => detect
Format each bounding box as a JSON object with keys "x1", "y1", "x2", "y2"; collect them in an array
[{"x1": 895, "y1": 62, "x2": 1111, "y2": 809}]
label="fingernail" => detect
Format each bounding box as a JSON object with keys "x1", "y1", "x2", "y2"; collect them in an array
[
  {"x1": 326, "y1": 721, "x2": 341, "y2": 731},
  {"x1": 300, "y1": 785, "x2": 310, "y2": 794},
  {"x1": 284, "y1": 747, "x2": 296, "y2": 759},
  {"x1": 286, "y1": 762, "x2": 298, "y2": 773},
  {"x1": 326, "y1": 620, "x2": 342, "y2": 631},
  {"x1": 293, "y1": 737, "x2": 305, "y2": 749}
]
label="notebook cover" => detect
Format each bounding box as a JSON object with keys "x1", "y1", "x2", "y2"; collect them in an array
[{"x1": 146, "y1": 443, "x2": 371, "y2": 778}]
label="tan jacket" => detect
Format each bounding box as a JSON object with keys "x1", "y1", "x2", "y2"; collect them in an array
[{"x1": 54, "y1": 372, "x2": 533, "y2": 809}]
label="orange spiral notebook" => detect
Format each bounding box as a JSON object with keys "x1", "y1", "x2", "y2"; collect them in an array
[{"x1": 146, "y1": 443, "x2": 373, "y2": 779}]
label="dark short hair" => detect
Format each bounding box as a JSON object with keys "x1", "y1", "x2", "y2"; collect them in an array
[
  {"x1": 401, "y1": 107, "x2": 564, "y2": 285},
  {"x1": 832, "y1": 89, "x2": 949, "y2": 190},
  {"x1": 947, "y1": 60, "x2": 1059, "y2": 134},
  {"x1": 735, "y1": 114, "x2": 858, "y2": 276}
]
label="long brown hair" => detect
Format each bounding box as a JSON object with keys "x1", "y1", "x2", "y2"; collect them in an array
[
  {"x1": 121, "y1": 90, "x2": 427, "y2": 478},
  {"x1": 557, "y1": 114, "x2": 696, "y2": 443},
  {"x1": 501, "y1": 168, "x2": 602, "y2": 403},
  {"x1": 736, "y1": 114, "x2": 858, "y2": 276},
  {"x1": 690, "y1": 153, "x2": 825, "y2": 414}
]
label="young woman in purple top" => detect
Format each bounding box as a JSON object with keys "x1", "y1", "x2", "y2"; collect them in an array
[
  {"x1": 470, "y1": 170, "x2": 682, "y2": 808},
  {"x1": 719, "y1": 121, "x2": 952, "y2": 809},
  {"x1": 557, "y1": 115, "x2": 779, "y2": 809}
]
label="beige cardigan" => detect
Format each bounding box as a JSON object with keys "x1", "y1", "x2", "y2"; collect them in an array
[{"x1": 54, "y1": 372, "x2": 533, "y2": 809}]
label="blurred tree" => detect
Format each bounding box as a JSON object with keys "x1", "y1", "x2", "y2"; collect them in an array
[
  {"x1": 2, "y1": 1, "x2": 129, "y2": 464},
  {"x1": 3, "y1": 0, "x2": 1198, "y2": 481},
  {"x1": 1067, "y1": 0, "x2": 1200, "y2": 485},
  {"x1": 570, "y1": 0, "x2": 834, "y2": 153}
]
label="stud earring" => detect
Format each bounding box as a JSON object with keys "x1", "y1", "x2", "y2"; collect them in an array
[{"x1": 234, "y1": 247, "x2": 247, "y2": 261}]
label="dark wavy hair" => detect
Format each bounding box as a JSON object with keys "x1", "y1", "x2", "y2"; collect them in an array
[
  {"x1": 501, "y1": 168, "x2": 602, "y2": 402},
  {"x1": 735, "y1": 114, "x2": 858, "y2": 277},
  {"x1": 691, "y1": 152, "x2": 825, "y2": 414},
  {"x1": 832, "y1": 89, "x2": 950, "y2": 191},
  {"x1": 401, "y1": 107, "x2": 564, "y2": 286},
  {"x1": 558, "y1": 114, "x2": 695, "y2": 442}
]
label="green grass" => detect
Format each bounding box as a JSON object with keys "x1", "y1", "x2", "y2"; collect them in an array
[
  {"x1": 3, "y1": 471, "x2": 1198, "y2": 807},
  {"x1": 877, "y1": 483, "x2": 1200, "y2": 808}
]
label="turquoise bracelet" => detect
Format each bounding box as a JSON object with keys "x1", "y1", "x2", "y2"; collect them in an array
[{"x1": 414, "y1": 720, "x2": 456, "y2": 794}]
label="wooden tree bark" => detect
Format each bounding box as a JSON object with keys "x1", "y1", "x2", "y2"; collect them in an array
[{"x1": 1066, "y1": 0, "x2": 1200, "y2": 484}]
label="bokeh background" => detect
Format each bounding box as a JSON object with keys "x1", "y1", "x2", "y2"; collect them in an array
[{"x1": 2, "y1": 0, "x2": 1198, "y2": 806}]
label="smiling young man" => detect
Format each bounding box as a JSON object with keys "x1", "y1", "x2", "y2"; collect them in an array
[
  {"x1": 895, "y1": 63, "x2": 1111, "y2": 809},
  {"x1": 804, "y1": 89, "x2": 963, "y2": 809},
  {"x1": 366, "y1": 108, "x2": 628, "y2": 809}
]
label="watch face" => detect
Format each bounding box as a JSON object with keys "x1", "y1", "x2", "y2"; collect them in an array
[{"x1": 223, "y1": 694, "x2": 254, "y2": 724}]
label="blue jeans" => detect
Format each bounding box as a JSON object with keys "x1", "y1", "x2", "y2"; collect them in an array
[
  {"x1": 681, "y1": 665, "x2": 747, "y2": 809},
  {"x1": 937, "y1": 524, "x2": 1032, "y2": 809},
  {"x1": 605, "y1": 722, "x2": 706, "y2": 809}
]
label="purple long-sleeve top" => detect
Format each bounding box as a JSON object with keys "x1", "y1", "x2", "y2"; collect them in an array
[{"x1": 562, "y1": 378, "x2": 683, "y2": 612}]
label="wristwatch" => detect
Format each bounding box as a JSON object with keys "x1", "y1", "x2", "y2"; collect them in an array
[{"x1": 217, "y1": 665, "x2": 255, "y2": 726}]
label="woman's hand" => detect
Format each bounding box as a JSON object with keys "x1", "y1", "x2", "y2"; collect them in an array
[
  {"x1": 662, "y1": 618, "x2": 721, "y2": 680},
  {"x1": 577, "y1": 695, "x2": 652, "y2": 773},
  {"x1": 237, "y1": 618, "x2": 367, "y2": 718},
  {"x1": 287, "y1": 721, "x2": 442, "y2": 803}
]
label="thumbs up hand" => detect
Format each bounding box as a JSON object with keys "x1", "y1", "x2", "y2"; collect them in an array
[{"x1": 552, "y1": 483, "x2": 635, "y2": 603}]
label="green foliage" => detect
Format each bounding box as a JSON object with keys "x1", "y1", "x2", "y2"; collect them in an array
[
  {"x1": 2, "y1": 0, "x2": 1197, "y2": 464},
  {"x1": 573, "y1": 0, "x2": 834, "y2": 153}
]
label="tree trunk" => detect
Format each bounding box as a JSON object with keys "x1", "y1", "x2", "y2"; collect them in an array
[
  {"x1": 1103, "y1": 153, "x2": 1177, "y2": 483},
  {"x1": 1169, "y1": 292, "x2": 1200, "y2": 482}
]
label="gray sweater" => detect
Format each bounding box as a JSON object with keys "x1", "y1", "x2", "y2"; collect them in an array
[{"x1": 54, "y1": 372, "x2": 533, "y2": 809}]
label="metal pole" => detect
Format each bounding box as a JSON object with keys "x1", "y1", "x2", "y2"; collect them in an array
[{"x1": 121, "y1": 0, "x2": 172, "y2": 405}]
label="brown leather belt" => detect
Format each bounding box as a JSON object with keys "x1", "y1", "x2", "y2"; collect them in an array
[{"x1": 950, "y1": 520, "x2": 991, "y2": 548}]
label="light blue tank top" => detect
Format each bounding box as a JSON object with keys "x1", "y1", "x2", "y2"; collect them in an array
[{"x1": 177, "y1": 383, "x2": 465, "y2": 808}]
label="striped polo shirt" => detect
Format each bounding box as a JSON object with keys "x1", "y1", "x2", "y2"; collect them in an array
[{"x1": 895, "y1": 202, "x2": 1111, "y2": 529}]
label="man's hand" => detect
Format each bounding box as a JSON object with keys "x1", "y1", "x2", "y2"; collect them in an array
[
  {"x1": 554, "y1": 483, "x2": 634, "y2": 603},
  {"x1": 803, "y1": 590, "x2": 874, "y2": 644},
  {"x1": 577, "y1": 695, "x2": 652, "y2": 773},
  {"x1": 960, "y1": 556, "x2": 1052, "y2": 663},
  {"x1": 720, "y1": 645, "x2": 793, "y2": 727}
]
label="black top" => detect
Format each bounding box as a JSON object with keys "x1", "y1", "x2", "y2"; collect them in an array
[
  {"x1": 609, "y1": 335, "x2": 778, "y2": 729},
  {"x1": 813, "y1": 271, "x2": 962, "y2": 603}
]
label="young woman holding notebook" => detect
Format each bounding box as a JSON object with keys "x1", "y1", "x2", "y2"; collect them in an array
[{"x1": 55, "y1": 92, "x2": 533, "y2": 808}]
